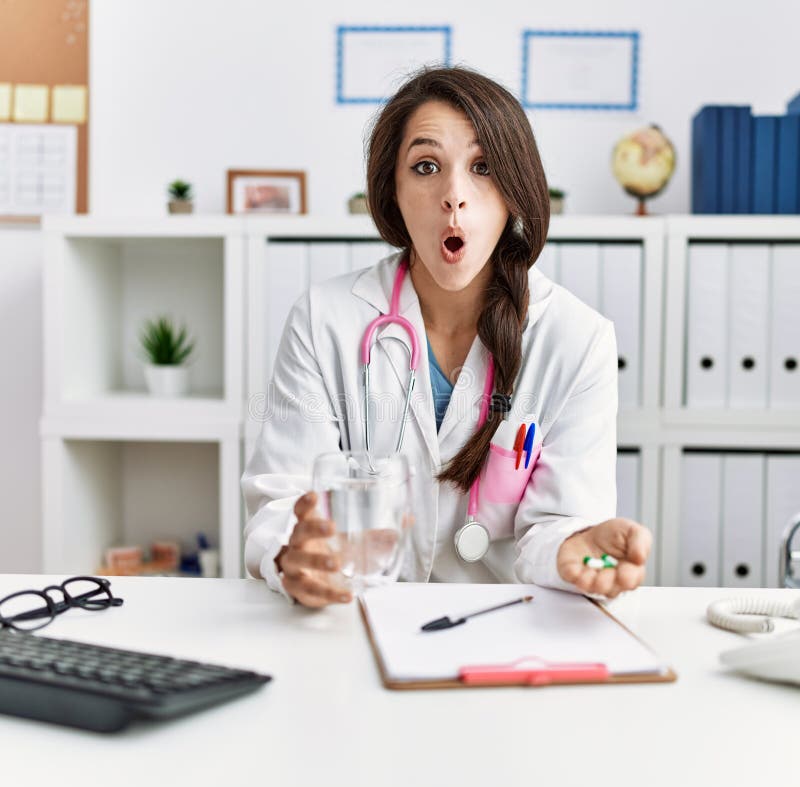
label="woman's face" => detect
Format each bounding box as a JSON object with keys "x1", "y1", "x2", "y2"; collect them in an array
[{"x1": 394, "y1": 99, "x2": 510, "y2": 292}]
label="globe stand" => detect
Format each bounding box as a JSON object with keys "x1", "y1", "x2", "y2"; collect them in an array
[{"x1": 636, "y1": 197, "x2": 649, "y2": 217}]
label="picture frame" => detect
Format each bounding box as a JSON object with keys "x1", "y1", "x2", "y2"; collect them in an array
[{"x1": 226, "y1": 169, "x2": 307, "y2": 215}]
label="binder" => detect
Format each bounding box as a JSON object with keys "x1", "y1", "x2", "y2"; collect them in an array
[
  {"x1": 616, "y1": 450, "x2": 641, "y2": 522},
  {"x1": 788, "y1": 91, "x2": 800, "y2": 115},
  {"x1": 349, "y1": 241, "x2": 388, "y2": 273},
  {"x1": 308, "y1": 242, "x2": 349, "y2": 284},
  {"x1": 680, "y1": 452, "x2": 722, "y2": 587},
  {"x1": 720, "y1": 454, "x2": 764, "y2": 588},
  {"x1": 752, "y1": 116, "x2": 780, "y2": 214},
  {"x1": 765, "y1": 454, "x2": 800, "y2": 587},
  {"x1": 727, "y1": 244, "x2": 769, "y2": 407},
  {"x1": 685, "y1": 243, "x2": 728, "y2": 407},
  {"x1": 359, "y1": 583, "x2": 676, "y2": 690},
  {"x1": 735, "y1": 106, "x2": 753, "y2": 213},
  {"x1": 535, "y1": 241, "x2": 559, "y2": 281},
  {"x1": 720, "y1": 107, "x2": 738, "y2": 214},
  {"x1": 558, "y1": 243, "x2": 600, "y2": 310},
  {"x1": 776, "y1": 114, "x2": 800, "y2": 214},
  {"x1": 264, "y1": 241, "x2": 308, "y2": 376},
  {"x1": 768, "y1": 245, "x2": 800, "y2": 407},
  {"x1": 601, "y1": 243, "x2": 642, "y2": 408},
  {"x1": 691, "y1": 106, "x2": 721, "y2": 213}
]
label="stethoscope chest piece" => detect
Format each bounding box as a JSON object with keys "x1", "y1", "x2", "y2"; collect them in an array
[{"x1": 454, "y1": 520, "x2": 490, "y2": 563}]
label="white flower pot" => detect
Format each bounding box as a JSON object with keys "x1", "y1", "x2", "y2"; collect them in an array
[{"x1": 144, "y1": 364, "x2": 189, "y2": 397}]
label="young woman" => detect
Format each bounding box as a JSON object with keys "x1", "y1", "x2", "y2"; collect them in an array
[{"x1": 242, "y1": 66, "x2": 652, "y2": 608}]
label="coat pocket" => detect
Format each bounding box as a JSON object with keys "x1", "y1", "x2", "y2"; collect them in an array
[{"x1": 476, "y1": 443, "x2": 542, "y2": 540}]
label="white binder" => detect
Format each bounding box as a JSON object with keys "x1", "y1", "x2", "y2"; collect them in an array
[
  {"x1": 309, "y1": 242, "x2": 349, "y2": 284},
  {"x1": 720, "y1": 454, "x2": 764, "y2": 588},
  {"x1": 680, "y1": 453, "x2": 721, "y2": 587},
  {"x1": 686, "y1": 244, "x2": 728, "y2": 408},
  {"x1": 601, "y1": 244, "x2": 642, "y2": 409},
  {"x1": 616, "y1": 450, "x2": 640, "y2": 522},
  {"x1": 727, "y1": 245, "x2": 769, "y2": 407},
  {"x1": 349, "y1": 241, "x2": 389, "y2": 273},
  {"x1": 769, "y1": 245, "x2": 800, "y2": 408},
  {"x1": 535, "y1": 241, "x2": 559, "y2": 282},
  {"x1": 558, "y1": 243, "x2": 600, "y2": 310},
  {"x1": 765, "y1": 454, "x2": 800, "y2": 587},
  {"x1": 264, "y1": 241, "x2": 308, "y2": 378}
]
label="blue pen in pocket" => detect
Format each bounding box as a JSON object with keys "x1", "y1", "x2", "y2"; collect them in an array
[{"x1": 523, "y1": 423, "x2": 536, "y2": 469}]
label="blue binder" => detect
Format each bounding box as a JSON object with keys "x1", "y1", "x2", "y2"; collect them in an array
[
  {"x1": 788, "y1": 91, "x2": 800, "y2": 115},
  {"x1": 776, "y1": 114, "x2": 800, "y2": 214},
  {"x1": 752, "y1": 116, "x2": 780, "y2": 214},
  {"x1": 692, "y1": 106, "x2": 722, "y2": 213},
  {"x1": 720, "y1": 108, "x2": 737, "y2": 214},
  {"x1": 735, "y1": 107, "x2": 753, "y2": 213}
]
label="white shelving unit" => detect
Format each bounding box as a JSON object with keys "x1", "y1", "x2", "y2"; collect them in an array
[
  {"x1": 659, "y1": 216, "x2": 800, "y2": 586},
  {"x1": 40, "y1": 214, "x2": 800, "y2": 586},
  {"x1": 41, "y1": 216, "x2": 245, "y2": 578}
]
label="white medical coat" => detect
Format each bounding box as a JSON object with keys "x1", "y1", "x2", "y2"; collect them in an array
[{"x1": 241, "y1": 252, "x2": 618, "y2": 599}]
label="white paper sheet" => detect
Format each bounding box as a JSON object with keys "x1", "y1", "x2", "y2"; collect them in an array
[
  {"x1": 524, "y1": 33, "x2": 637, "y2": 108},
  {"x1": 0, "y1": 123, "x2": 77, "y2": 215},
  {"x1": 361, "y1": 583, "x2": 667, "y2": 683}
]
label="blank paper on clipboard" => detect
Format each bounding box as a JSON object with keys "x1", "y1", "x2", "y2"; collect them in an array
[{"x1": 360, "y1": 583, "x2": 674, "y2": 687}]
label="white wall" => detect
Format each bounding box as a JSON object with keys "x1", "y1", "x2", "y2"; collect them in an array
[
  {"x1": 90, "y1": 0, "x2": 800, "y2": 217},
  {"x1": 0, "y1": 227, "x2": 42, "y2": 572}
]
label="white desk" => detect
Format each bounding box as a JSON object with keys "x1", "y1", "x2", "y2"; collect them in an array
[{"x1": 0, "y1": 575, "x2": 797, "y2": 787}]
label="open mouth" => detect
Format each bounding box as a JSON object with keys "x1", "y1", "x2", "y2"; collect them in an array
[{"x1": 443, "y1": 236, "x2": 464, "y2": 252}]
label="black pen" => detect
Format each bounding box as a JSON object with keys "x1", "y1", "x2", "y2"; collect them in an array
[{"x1": 420, "y1": 595, "x2": 533, "y2": 632}]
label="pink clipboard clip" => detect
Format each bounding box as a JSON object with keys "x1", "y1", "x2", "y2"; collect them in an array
[{"x1": 459, "y1": 656, "x2": 610, "y2": 686}]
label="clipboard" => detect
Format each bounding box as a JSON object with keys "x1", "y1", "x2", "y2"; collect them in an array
[{"x1": 358, "y1": 584, "x2": 677, "y2": 690}]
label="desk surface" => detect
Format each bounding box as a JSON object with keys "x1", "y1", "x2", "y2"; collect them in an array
[{"x1": 0, "y1": 575, "x2": 797, "y2": 787}]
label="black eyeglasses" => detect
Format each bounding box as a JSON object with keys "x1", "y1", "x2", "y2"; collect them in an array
[{"x1": 0, "y1": 576, "x2": 124, "y2": 632}]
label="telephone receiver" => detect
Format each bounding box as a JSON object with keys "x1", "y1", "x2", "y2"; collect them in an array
[{"x1": 706, "y1": 514, "x2": 800, "y2": 686}]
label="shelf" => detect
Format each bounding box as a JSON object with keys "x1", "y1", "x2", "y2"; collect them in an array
[
  {"x1": 667, "y1": 215, "x2": 800, "y2": 240},
  {"x1": 42, "y1": 435, "x2": 242, "y2": 578}
]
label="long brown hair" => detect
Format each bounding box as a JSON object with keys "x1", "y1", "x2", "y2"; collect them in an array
[{"x1": 365, "y1": 66, "x2": 550, "y2": 494}]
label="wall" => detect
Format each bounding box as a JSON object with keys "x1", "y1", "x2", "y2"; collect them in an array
[
  {"x1": 90, "y1": 0, "x2": 800, "y2": 217},
  {"x1": 0, "y1": 227, "x2": 42, "y2": 572}
]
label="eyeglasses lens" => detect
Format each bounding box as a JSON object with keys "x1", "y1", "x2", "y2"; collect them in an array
[
  {"x1": 63, "y1": 577, "x2": 113, "y2": 609},
  {"x1": 0, "y1": 591, "x2": 54, "y2": 631}
]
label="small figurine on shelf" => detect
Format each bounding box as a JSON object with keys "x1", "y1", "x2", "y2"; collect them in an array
[
  {"x1": 167, "y1": 179, "x2": 194, "y2": 213},
  {"x1": 548, "y1": 187, "x2": 566, "y2": 215},
  {"x1": 347, "y1": 191, "x2": 369, "y2": 214},
  {"x1": 139, "y1": 315, "x2": 196, "y2": 397}
]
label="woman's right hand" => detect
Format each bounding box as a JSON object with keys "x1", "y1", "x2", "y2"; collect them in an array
[{"x1": 276, "y1": 491, "x2": 353, "y2": 608}]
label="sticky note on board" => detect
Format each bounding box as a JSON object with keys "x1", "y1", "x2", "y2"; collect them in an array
[
  {"x1": 13, "y1": 84, "x2": 49, "y2": 122},
  {"x1": 0, "y1": 84, "x2": 11, "y2": 121},
  {"x1": 52, "y1": 85, "x2": 87, "y2": 124}
]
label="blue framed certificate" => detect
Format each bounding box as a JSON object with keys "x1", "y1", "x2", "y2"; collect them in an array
[
  {"x1": 522, "y1": 30, "x2": 639, "y2": 110},
  {"x1": 336, "y1": 26, "x2": 452, "y2": 105}
]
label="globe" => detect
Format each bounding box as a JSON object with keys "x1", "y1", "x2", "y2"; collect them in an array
[{"x1": 611, "y1": 125, "x2": 676, "y2": 215}]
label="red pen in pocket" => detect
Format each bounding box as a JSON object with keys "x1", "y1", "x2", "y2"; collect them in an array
[{"x1": 513, "y1": 424, "x2": 526, "y2": 469}]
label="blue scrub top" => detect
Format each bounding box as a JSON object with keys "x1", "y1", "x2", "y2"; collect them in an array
[{"x1": 427, "y1": 337, "x2": 454, "y2": 432}]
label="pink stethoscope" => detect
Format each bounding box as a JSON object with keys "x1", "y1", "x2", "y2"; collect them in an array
[{"x1": 360, "y1": 258, "x2": 495, "y2": 562}]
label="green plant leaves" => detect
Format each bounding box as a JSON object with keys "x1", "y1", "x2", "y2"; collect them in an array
[{"x1": 139, "y1": 316, "x2": 195, "y2": 365}]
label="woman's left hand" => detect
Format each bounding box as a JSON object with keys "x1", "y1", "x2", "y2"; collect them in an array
[{"x1": 557, "y1": 518, "x2": 652, "y2": 599}]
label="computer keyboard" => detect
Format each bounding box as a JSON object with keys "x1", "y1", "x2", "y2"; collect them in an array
[{"x1": 0, "y1": 629, "x2": 271, "y2": 732}]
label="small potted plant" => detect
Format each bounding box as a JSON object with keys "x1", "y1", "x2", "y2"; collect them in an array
[
  {"x1": 139, "y1": 316, "x2": 196, "y2": 397},
  {"x1": 167, "y1": 179, "x2": 194, "y2": 213},
  {"x1": 549, "y1": 187, "x2": 566, "y2": 215},
  {"x1": 347, "y1": 191, "x2": 369, "y2": 214}
]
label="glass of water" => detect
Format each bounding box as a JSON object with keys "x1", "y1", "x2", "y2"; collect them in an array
[{"x1": 312, "y1": 451, "x2": 412, "y2": 594}]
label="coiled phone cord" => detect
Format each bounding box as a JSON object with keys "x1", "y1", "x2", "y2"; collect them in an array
[{"x1": 706, "y1": 595, "x2": 800, "y2": 633}]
